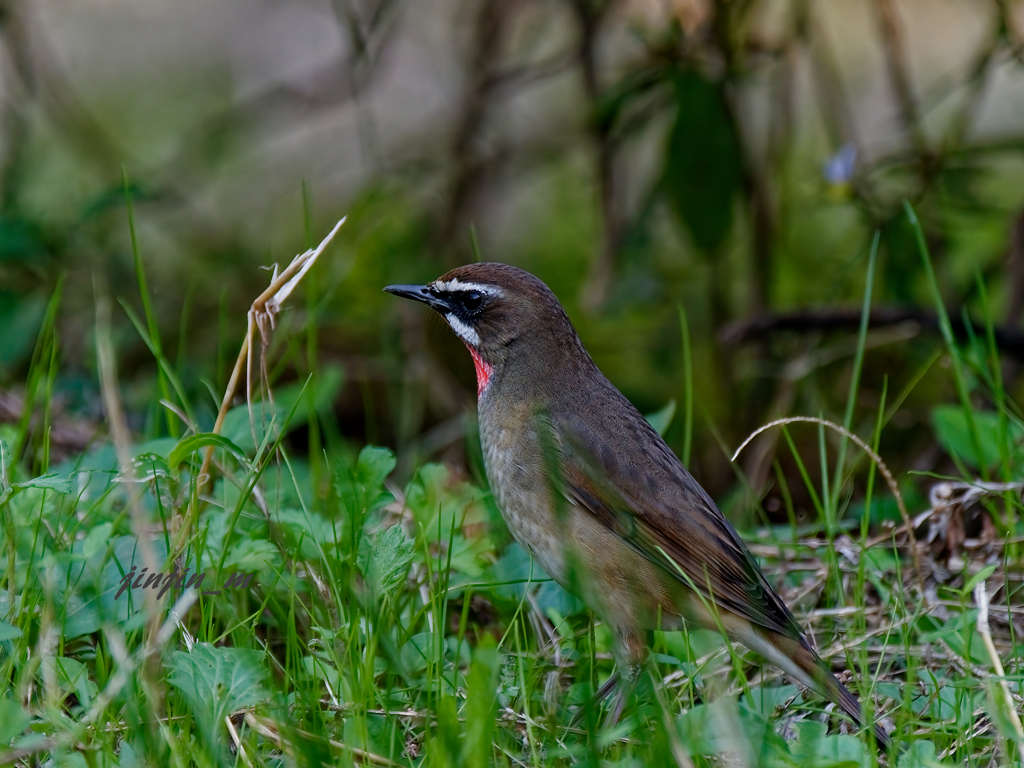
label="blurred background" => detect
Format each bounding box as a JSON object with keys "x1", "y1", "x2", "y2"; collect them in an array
[{"x1": 2, "y1": 0, "x2": 1024, "y2": 526}]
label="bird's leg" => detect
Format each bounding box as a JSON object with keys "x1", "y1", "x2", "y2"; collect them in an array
[
  {"x1": 569, "y1": 671, "x2": 620, "y2": 728},
  {"x1": 593, "y1": 671, "x2": 621, "y2": 704},
  {"x1": 571, "y1": 663, "x2": 644, "y2": 728},
  {"x1": 605, "y1": 664, "x2": 643, "y2": 727}
]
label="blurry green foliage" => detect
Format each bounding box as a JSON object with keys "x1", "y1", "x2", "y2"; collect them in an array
[
  {"x1": 166, "y1": 644, "x2": 270, "y2": 752},
  {"x1": 662, "y1": 70, "x2": 744, "y2": 252},
  {"x1": 931, "y1": 405, "x2": 1024, "y2": 472}
]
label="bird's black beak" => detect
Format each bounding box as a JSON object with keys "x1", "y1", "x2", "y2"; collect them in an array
[{"x1": 383, "y1": 284, "x2": 450, "y2": 311}]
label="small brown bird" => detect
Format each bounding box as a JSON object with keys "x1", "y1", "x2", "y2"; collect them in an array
[{"x1": 385, "y1": 263, "x2": 889, "y2": 748}]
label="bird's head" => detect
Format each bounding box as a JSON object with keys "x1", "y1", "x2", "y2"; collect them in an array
[{"x1": 384, "y1": 262, "x2": 579, "y2": 395}]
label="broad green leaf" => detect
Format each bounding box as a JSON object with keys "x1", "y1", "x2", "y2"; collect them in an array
[
  {"x1": 15, "y1": 472, "x2": 72, "y2": 494},
  {"x1": 0, "y1": 697, "x2": 30, "y2": 743},
  {"x1": 166, "y1": 644, "x2": 269, "y2": 747},
  {"x1": 334, "y1": 445, "x2": 396, "y2": 524},
  {"x1": 404, "y1": 463, "x2": 489, "y2": 551},
  {"x1": 82, "y1": 523, "x2": 113, "y2": 559},
  {"x1": 51, "y1": 535, "x2": 171, "y2": 639},
  {"x1": 920, "y1": 613, "x2": 988, "y2": 665},
  {"x1": 399, "y1": 632, "x2": 435, "y2": 675},
  {"x1": 272, "y1": 508, "x2": 337, "y2": 559},
  {"x1": 221, "y1": 401, "x2": 283, "y2": 454},
  {"x1": 40, "y1": 656, "x2": 97, "y2": 709},
  {"x1": 356, "y1": 445, "x2": 397, "y2": 494},
  {"x1": 742, "y1": 684, "x2": 799, "y2": 718},
  {"x1": 675, "y1": 699, "x2": 737, "y2": 756},
  {"x1": 788, "y1": 720, "x2": 866, "y2": 767},
  {"x1": 897, "y1": 740, "x2": 953, "y2": 767},
  {"x1": 427, "y1": 694, "x2": 461, "y2": 765},
  {"x1": 931, "y1": 405, "x2": 1023, "y2": 470},
  {"x1": 663, "y1": 69, "x2": 744, "y2": 251},
  {"x1": 223, "y1": 538, "x2": 279, "y2": 573},
  {"x1": 0, "y1": 620, "x2": 22, "y2": 642},
  {"x1": 364, "y1": 523, "x2": 415, "y2": 602}
]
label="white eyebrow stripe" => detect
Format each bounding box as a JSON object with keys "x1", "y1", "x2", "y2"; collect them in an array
[
  {"x1": 431, "y1": 279, "x2": 503, "y2": 297},
  {"x1": 445, "y1": 314, "x2": 481, "y2": 347}
]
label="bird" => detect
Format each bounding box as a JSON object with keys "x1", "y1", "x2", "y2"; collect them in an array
[{"x1": 385, "y1": 263, "x2": 890, "y2": 749}]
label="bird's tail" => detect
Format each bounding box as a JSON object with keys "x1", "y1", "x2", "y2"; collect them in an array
[{"x1": 740, "y1": 627, "x2": 891, "y2": 751}]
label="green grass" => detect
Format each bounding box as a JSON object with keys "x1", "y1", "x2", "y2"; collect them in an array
[{"x1": 2, "y1": 206, "x2": 1024, "y2": 768}]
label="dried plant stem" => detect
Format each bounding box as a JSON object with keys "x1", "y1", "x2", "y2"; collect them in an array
[
  {"x1": 198, "y1": 217, "x2": 345, "y2": 486},
  {"x1": 974, "y1": 581, "x2": 1024, "y2": 764},
  {"x1": 94, "y1": 276, "x2": 161, "y2": 621},
  {"x1": 732, "y1": 415, "x2": 925, "y2": 596},
  {"x1": 243, "y1": 712, "x2": 397, "y2": 766},
  {"x1": 171, "y1": 219, "x2": 345, "y2": 556}
]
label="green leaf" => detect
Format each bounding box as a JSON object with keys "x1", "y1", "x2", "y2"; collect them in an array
[
  {"x1": 931, "y1": 405, "x2": 1023, "y2": 470},
  {"x1": 399, "y1": 632, "x2": 434, "y2": 674},
  {"x1": 221, "y1": 402, "x2": 282, "y2": 454},
  {"x1": 645, "y1": 399, "x2": 676, "y2": 437},
  {"x1": 168, "y1": 432, "x2": 250, "y2": 470},
  {"x1": 272, "y1": 508, "x2": 338, "y2": 560},
  {"x1": 356, "y1": 445, "x2": 397, "y2": 491},
  {"x1": 789, "y1": 720, "x2": 866, "y2": 767},
  {"x1": 364, "y1": 523, "x2": 415, "y2": 603},
  {"x1": 334, "y1": 445, "x2": 395, "y2": 521},
  {"x1": 0, "y1": 620, "x2": 22, "y2": 642},
  {"x1": 223, "y1": 538, "x2": 280, "y2": 573},
  {"x1": 0, "y1": 697, "x2": 30, "y2": 743},
  {"x1": 662, "y1": 69, "x2": 744, "y2": 251},
  {"x1": 897, "y1": 740, "x2": 953, "y2": 767},
  {"x1": 82, "y1": 523, "x2": 113, "y2": 559},
  {"x1": 675, "y1": 700, "x2": 734, "y2": 756},
  {"x1": 962, "y1": 564, "x2": 997, "y2": 595},
  {"x1": 15, "y1": 472, "x2": 72, "y2": 494},
  {"x1": 166, "y1": 644, "x2": 269, "y2": 746},
  {"x1": 39, "y1": 656, "x2": 97, "y2": 709},
  {"x1": 920, "y1": 614, "x2": 989, "y2": 666}
]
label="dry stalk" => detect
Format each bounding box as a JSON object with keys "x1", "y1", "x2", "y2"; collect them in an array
[
  {"x1": 172, "y1": 218, "x2": 345, "y2": 555},
  {"x1": 974, "y1": 580, "x2": 1024, "y2": 764},
  {"x1": 243, "y1": 712, "x2": 397, "y2": 766},
  {"x1": 225, "y1": 714, "x2": 254, "y2": 768},
  {"x1": 94, "y1": 276, "x2": 163, "y2": 636}
]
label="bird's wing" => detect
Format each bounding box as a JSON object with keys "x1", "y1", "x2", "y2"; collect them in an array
[{"x1": 552, "y1": 407, "x2": 802, "y2": 640}]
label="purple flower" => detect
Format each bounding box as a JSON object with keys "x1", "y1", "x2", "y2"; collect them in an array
[{"x1": 823, "y1": 143, "x2": 857, "y2": 185}]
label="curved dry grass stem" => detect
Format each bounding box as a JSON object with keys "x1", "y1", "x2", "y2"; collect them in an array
[
  {"x1": 170, "y1": 218, "x2": 345, "y2": 559},
  {"x1": 732, "y1": 416, "x2": 925, "y2": 596}
]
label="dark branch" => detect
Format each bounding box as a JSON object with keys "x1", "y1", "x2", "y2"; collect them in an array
[{"x1": 720, "y1": 307, "x2": 1024, "y2": 361}]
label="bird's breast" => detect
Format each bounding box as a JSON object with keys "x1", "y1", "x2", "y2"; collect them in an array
[
  {"x1": 478, "y1": 399, "x2": 570, "y2": 582},
  {"x1": 477, "y1": 397, "x2": 682, "y2": 639}
]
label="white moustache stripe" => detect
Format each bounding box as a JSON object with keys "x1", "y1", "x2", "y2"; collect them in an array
[
  {"x1": 431, "y1": 279, "x2": 503, "y2": 297},
  {"x1": 445, "y1": 314, "x2": 481, "y2": 347}
]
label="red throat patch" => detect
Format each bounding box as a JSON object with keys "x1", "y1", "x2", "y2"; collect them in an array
[{"x1": 466, "y1": 345, "x2": 493, "y2": 396}]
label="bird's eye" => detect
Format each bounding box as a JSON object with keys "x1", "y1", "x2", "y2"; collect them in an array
[{"x1": 462, "y1": 291, "x2": 483, "y2": 312}]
